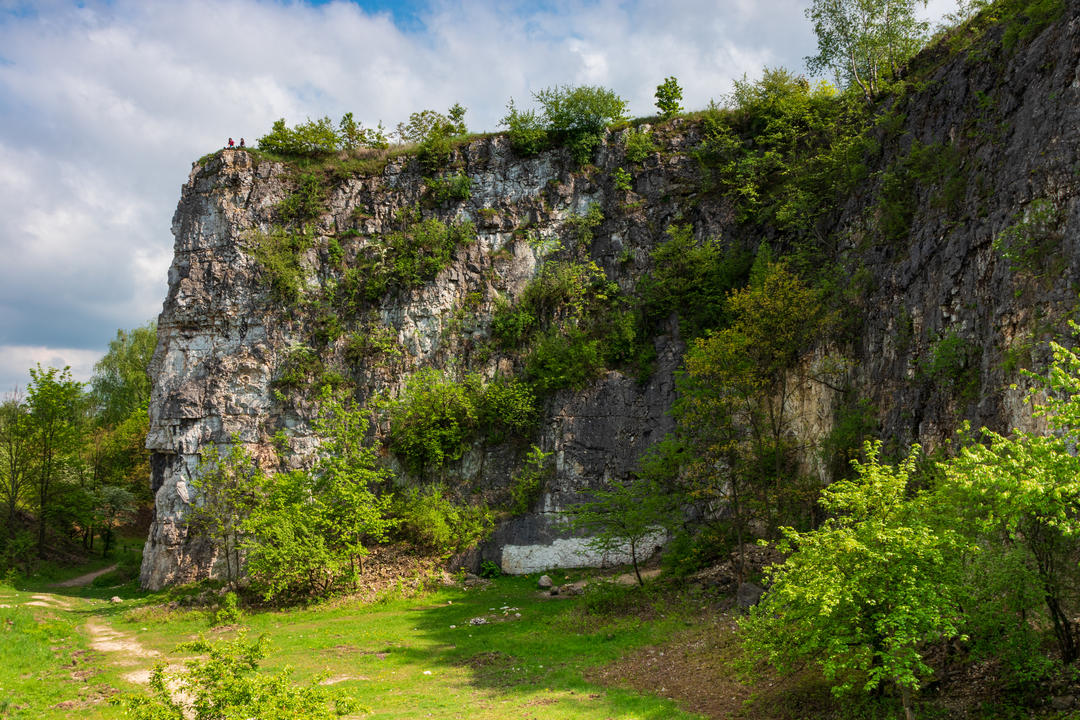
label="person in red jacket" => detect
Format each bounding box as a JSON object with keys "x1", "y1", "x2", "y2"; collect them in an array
[{"x1": 227, "y1": 137, "x2": 234, "y2": 149}]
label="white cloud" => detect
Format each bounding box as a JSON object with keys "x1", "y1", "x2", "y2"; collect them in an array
[{"x1": 0, "y1": 345, "x2": 102, "y2": 393}]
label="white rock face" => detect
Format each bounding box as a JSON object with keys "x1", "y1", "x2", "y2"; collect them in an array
[
  {"x1": 140, "y1": 140, "x2": 687, "y2": 589},
  {"x1": 501, "y1": 530, "x2": 668, "y2": 575}
]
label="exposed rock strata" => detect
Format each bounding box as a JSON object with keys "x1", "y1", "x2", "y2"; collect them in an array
[{"x1": 143, "y1": 11, "x2": 1080, "y2": 589}]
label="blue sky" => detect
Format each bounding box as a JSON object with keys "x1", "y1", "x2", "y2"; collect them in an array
[{"x1": 0, "y1": 0, "x2": 956, "y2": 394}]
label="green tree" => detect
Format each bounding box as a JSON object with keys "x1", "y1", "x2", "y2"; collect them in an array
[
  {"x1": 654, "y1": 76, "x2": 684, "y2": 118},
  {"x1": 938, "y1": 338, "x2": 1080, "y2": 666},
  {"x1": 0, "y1": 394, "x2": 32, "y2": 537},
  {"x1": 499, "y1": 99, "x2": 548, "y2": 156},
  {"x1": 26, "y1": 365, "x2": 85, "y2": 556},
  {"x1": 681, "y1": 261, "x2": 831, "y2": 542},
  {"x1": 92, "y1": 484, "x2": 135, "y2": 557},
  {"x1": 743, "y1": 442, "x2": 963, "y2": 720},
  {"x1": 89, "y1": 322, "x2": 156, "y2": 427},
  {"x1": 187, "y1": 442, "x2": 262, "y2": 586},
  {"x1": 805, "y1": 0, "x2": 928, "y2": 100},
  {"x1": 242, "y1": 392, "x2": 393, "y2": 600},
  {"x1": 566, "y1": 477, "x2": 678, "y2": 586}
]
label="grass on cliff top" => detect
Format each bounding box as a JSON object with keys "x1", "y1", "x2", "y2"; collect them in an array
[{"x1": 1, "y1": 561, "x2": 711, "y2": 720}]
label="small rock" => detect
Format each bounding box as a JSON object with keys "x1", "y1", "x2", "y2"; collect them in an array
[
  {"x1": 736, "y1": 582, "x2": 764, "y2": 610},
  {"x1": 537, "y1": 575, "x2": 553, "y2": 589},
  {"x1": 468, "y1": 617, "x2": 488, "y2": 626},
  {"x1": 110, "y1": 596, "x2": 123, "y2": 604},
  {"x1": 550, "y1": 586, "x2": 560, "y2": 596},
  {"x1": 1050, "y1": 696, "x2": 1076, "y2": 711}
]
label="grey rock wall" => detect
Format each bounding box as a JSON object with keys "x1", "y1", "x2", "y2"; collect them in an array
[{"x1": 141, "y1": 8, "x2": 1080, "y2": 589}]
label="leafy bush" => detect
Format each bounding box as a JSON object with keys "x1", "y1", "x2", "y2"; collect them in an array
[
  {"x1": 638, "y1": 224, "x2": 754, "y2": 339},
  {"x1": 249, "y1": 226, "x2": 316, "y2": 302},
  {"x1": 257, "y1": 117, "x2": 340, "y2": 157},
  {"x1": 424, "y1": 171, "x2": 472, "y2": 204},
  {"x1": 477, "y1": 376, "x2": 538, "y2": 443},
  {"x1": 277, "y1": 174, "x2": 326, "y2": 225},
  {"x1": 491, "y1": 296, "x2": 536, "y2": 347},
  {"x1": 993, "y1": 198, "x2": 1064, "y2": 276},
  {"x1": 917, "y1": 331, "x2": 980, "y2": 402},
  {"x1": 508, "y1": 445, "x2": 552, "y2": 515},
  {"x1": 338, "y1": 112, "x2": 388, "y2": 150},
  {"x1": 524, "y1": 325, "x2": 603, "y2": 395},
  {"x1": 612, "y1": 167, "x2": 632, "y2": 192},
  {"x1": 212, "y1": 591, "x2": 243, "y2": 626},
  {"x1": 387, "y1": 369, "x2": 479, "y2": 477},
  {"x1": 393, "y1": 484, "x2": 494, "y2": 556},
  {"x1": 111, "y1": 633, "x2": 358, "y2": 719},
  {"x1": 623, "y1": 127, "x2": 656, "y2": 164},
  {"x1": 343, "y1": 326, "x2": 402, "y2": 365},
  {"x1": 272, "y1": 345, "x2": 323, "y2": 390},
  {"x1": 499, "y1": 99, "x2": 548, "y2": 156},
  {"x1": 478, "y1": 559, "x2": 501, "y2": 578},
  {"x1": 533, "y1": 85, "x2": 628, "y2": 164}
]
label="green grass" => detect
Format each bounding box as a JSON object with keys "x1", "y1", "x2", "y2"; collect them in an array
[{"x1": 0, "y1": 568, "x2": 706, "y2": 719}]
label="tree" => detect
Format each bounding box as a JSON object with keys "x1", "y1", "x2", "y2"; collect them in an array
[
  {"x1": 679, "y1": 259, "x2": 832, "y2": 569},
  {"x1": 0, "y1": 393, "x2": 32, "y2": 537},
  {"x1": 338, "y1": 112, "x2": 389, "y2": 151},
  {"x1": 499, "y1": 99, "x2": 548, "y2": 156},
  {"x1": 93, "y1": 485, "x2": 136, "y2": 557},
  {"x1": 566, "y1": 477, "x2": 678, "y2": 586},
  {"x1": 89, "y1": 322, "x2": 156, "y2": 427},
  {"x1": 937, "y1": 338, "x2": 1080, "y2": 666},
  {"x1": 26, "y1": 365, "x2": 84, "y2": 556},
  {"x1": 241, "y1": 391, "x2": 393, "y2": 600},
  {"x1": 187, "y1": 442, "x2": 262, "y2": 586},
  {"x1": 655, "y1": 76, "x2": 684, "y2": 118},
  {"x1": 743, "y1": 442, "x2": 963, "y2": 720},
  {"x1": 805, "y1": 0, "x2": 928, "y2": 100}
]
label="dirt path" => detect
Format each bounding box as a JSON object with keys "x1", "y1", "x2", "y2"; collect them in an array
[{"x1": 52, "y1": 563, "x2": 118, "y2": 588}]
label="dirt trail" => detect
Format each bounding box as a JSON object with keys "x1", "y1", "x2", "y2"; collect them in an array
[{"x1": 53, "y1": 563, "x2": 118, "y2": 588}]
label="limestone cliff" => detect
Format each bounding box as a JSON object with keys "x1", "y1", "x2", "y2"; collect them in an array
[{"x1": 142, "y1": 6, "x2": 1080, "y2": 590}]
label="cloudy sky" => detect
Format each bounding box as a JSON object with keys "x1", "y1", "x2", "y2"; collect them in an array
[{"x1": 0, "y1": 0, "x2": 956, "y2": 393}]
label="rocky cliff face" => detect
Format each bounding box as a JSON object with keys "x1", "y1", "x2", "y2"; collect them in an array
[{"x1": 141, "y1": 7, "x2": 1080, "y2": 590}]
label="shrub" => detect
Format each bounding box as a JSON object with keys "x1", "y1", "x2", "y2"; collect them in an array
[
  {"x1": 212, "y1": 591, "x2": 243, "y2": 626},
  {"x1": 490, "y1": 296, "x2": 536, "y2": 347},
  {"x1": 393, "y1": 484, "x2": 494, "y2": 556},
  {"x1": 277, "y1": 174, "x2": 326, "y2": 225},
  {"x1": 612, "y1": 167, "x2": 632, "y2": 192},
  {"x1": 477, "y1": 376, "x2": 538, "y2": 443},
  {"x1": 111, "y1": 633, "x2": 358, "y2": 719},
  {"x1": 508, "y1": 445, "x2": 552, "y2": 515},
  {"x1": 993, "y1": 198, "x2": 1064, "y2": 276},
  {"x1": 533, "y1": 85, "x2": 628, "y2": 164},
  {"x1": 387, "y1": 369, "x2": 479, "y2": 477},
  {"x1": 478, "y1": 559, "x2": 501, "y2": 578},
  {"x1": 623, "y1": 127, "x2": 656, "y2": 164},
  {"x1": 257, "y1": 117, "x2": 340, "y2": 157},
  {"x1": 272, "y1": 345, "x2": 323, "y2": 389},
  {"x1": 499, "y1": 99, "x2": 548, "y2": 156},
  {"x1": 249, "y1": 226, "x2": 316, "y2": 302},
  {"x1": 424, "y1": 172, "x2": 472, "y2": 204},
  {"x1": 524, "y1": 325, "x2": 603, "y2": 395}
]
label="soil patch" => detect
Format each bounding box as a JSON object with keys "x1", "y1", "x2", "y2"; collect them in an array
[{"x1": 53, "y1": 564, "x2": 119, "y2": 588}]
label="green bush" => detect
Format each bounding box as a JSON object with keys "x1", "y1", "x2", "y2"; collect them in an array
[
  {"x1": 111, "y1": 633, "x2": 358, "y2": 719},
  {"x1": 612, "y1": 167, "x2": 632, "y2": 192},
  {"x1": 272, "y1": 345, "x2": 323, "y2": 390},
  {"x1": 477, "y1": 376, "x2": 538, "y2": 443},
  {"x1": 257, "y1": 117, "x2": 340, "y2": 157},
  {"x1": 478, "y1": 559, "x2": 501, "y2": 578},
  {"x1": 508, "y1": 445, "x2": 552, "y2": 515},
  {"x1": 524, "y1": 326, "x2": 603, "y2": 395},
  {"x1": 638, "y1": 224, "x2": 753, "y2": 339},
  {"x1": 393, "y1": 485, "x2": 494, "y2": 556},
  {"x1": 249, "y1": 226, "x2": 316, "y2": 302},
  {"x1": 533, "y1": 85, "x2": 628, "y2": 164},
  {"x1": 491, "y1": 296, "x2": 536, "y2": 348},
  {"x1": 277, "y1": 174, "x2": 326, "y2": 225},
  {"x1": 212, "y1": 591, "x2": 243, "y2": 626},
  {"x1": 993, "y1": 198, "x2": 1064, "y2": 276},
  {"x1": 499, "y1": 99, "x2": 549, "y2": 156},
  {"x1": 387, "y1": 369, "x2": 479, "y2": 477},
  {"x1": 918, "y1": 331, "x2": 981, "y2": 402},
  {"x1": 424, "y1": 172, "x2": 472, "y2": 204},
  {"x1": 623, "y1": 127, "x2": 656, "y2": 164}
]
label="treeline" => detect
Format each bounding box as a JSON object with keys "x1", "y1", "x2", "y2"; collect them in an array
[{"x1": 0, "y1": 323, "x2": 156, "y2": 571}]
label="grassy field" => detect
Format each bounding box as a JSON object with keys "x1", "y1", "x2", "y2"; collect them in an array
[{"x1": 0, "y1": 561, "x2": 710, "y2": 720}]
